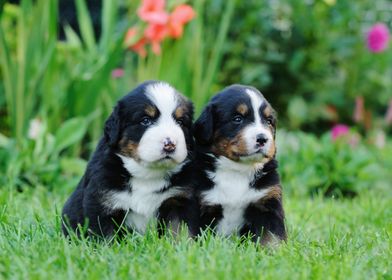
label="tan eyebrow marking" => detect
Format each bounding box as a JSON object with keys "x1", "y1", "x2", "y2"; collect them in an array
[
  {"x1": 236, "y1": 103, "x2": 249, "y2": 115},
  {"x1": 145, "y1": 105, "x2": 157, "y2": 117},
  {"x1": 263, "y1": 104, "x2": 273, "y2": 117},
  {"x1": 175, "y1": 106, "x2": 187, "y2": 119}
]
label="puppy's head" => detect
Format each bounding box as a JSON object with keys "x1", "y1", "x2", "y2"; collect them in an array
[
  {"x1": 104, "y1": 81, "x2": 193, "y2": 169},
  {"x1": 194, "y1": 85, "x2": 276, "y2": 165}
]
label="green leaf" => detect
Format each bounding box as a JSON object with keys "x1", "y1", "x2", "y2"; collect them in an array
[
  {"x1": 64, "y1": 24, "x2": 82, "y2": 47},
  {"x1": 54, "y1": 117, "x2": 87, "y2": 152},
  {"x1": 99, "y1": 0, "x2": 118, "y2": 50},
  {"x1": 60, "y1": 157, "x2": 87, "y2": 176},
  {"x1": 0, "y1": 133, "x2": 10, "y2": 147},
  {"x1": 75, "y1": 0, "x2": 96, "y2": 53}
]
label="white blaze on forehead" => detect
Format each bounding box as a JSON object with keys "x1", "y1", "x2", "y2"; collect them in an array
[
  {"x1": 246, "y1": 88, "x2": 263, "y2": 122},
  {"x1": 243, "y1": 88, "x2": 273, "y2": 155},
  {"x1": 146, "y1": 82, "x2": 179, "y2": 117}
]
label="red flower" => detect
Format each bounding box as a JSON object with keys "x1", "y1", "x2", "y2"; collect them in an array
[
  {"x1": 167, "y1": 4, "x2": 196, "y2": 38},
  {"x1": 138, "y1": 0, "x2": 169, "y2": 25}
]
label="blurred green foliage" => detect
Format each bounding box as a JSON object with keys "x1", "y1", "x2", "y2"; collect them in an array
[
  {"x1": 0, "y1": 0, "x2": 391, "y2": 197},
  {"x1": 277, "y1": 130, "x2": 391, "y2": 197},
  {"x1": 0, "y1": 0, "x2": 236, "y2": 188},
  {"x1": 0, "y1": 118, "x2": 87, "y2": 189},
  {"x1": 218, "y1": 0, "x2": 392, "y2": 130}
]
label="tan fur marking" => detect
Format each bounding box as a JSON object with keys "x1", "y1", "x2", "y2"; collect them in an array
[
  {"x1": 254, "y1": 185, "x2": 282, "y2": 205},
  {"x1": 264, "y1": 185, "x2": 282, "y2": 200},
  {"x1": 253, "y1": 185, "x2": 285, "y2": 245},
  {"x1": 263, "y1": 105, "x2": 273, "y2": 118},
  {"x1": 175, "y1": 106, "x2": 187, "y2": 119},
  {"x1": 266, "y1": 140, "x2": 276, "y2": 159},
  {"x1": 119, "y1": 138, "x2": 139, "y2": 159},
  {"x1": 236, "y1": 104, "x2": 248, "y2": 115},
  {"x1": 211, "y1": 130, "x2": 248, "y2": 161},
  {"x1": 145, "y1": 105, "x2": 157, "y2": 118}
]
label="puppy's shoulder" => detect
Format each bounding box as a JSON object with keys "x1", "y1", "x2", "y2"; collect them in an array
[{"x1": 252, "y1": 159, "x2": 281, "y2": 191}]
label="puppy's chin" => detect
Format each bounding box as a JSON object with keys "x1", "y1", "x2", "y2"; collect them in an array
[
  {"x1": 140, "y1": 155, "x2": 186, "y2": 171},
  {"x1": 145, "y1": 157, "x2": 179, "y2": 170},
  {"x1": 238, "y1": 152, "x2": 265, "y2": 163},
  {"x1": 238, "y1": 152, "x2": 272, "y2": 168}
]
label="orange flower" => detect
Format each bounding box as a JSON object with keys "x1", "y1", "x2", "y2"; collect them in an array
[
  {"x1": 125, "y1": 27, "x2": 147, "y2": 57},
  {"x1": 167, "y1": 4, "x2": 195, "y2": 38},
  {"x1": 144, "y1": 23, "x2": 167, "y2": 54},
  {"x1": 126, "y1": 1, "x2": 196, "y2": 56},
  {"x1": 138, "y1": 0, "x2": 169, "y2": 25}
]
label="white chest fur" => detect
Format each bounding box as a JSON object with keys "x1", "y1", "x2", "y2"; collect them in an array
[
  {"x1": 201, "y1": 156, "x2": 269, "y2": 235},
  {"x1": 105, "y1": 177, "x2": 181, "y2": 234},
  {"x1": 104, "y1": 155, "x2": 182, "y2": 233}
]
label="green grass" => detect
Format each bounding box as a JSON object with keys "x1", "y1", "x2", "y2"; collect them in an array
[{"x1": 0, "y1": 186, "x2": 391, "y2": 280}]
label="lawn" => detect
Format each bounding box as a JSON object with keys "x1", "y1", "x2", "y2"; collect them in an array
[{"x1": 0, "y1": 185, "x2": 390, "y2": 279}]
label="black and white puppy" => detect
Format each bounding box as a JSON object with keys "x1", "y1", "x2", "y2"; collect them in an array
[
  {"x1": 192, "y1": 84, "x2": 286, "y2": 245},
  {"x1": 62, "y1": 81, "x2": 199, "y2": 238}
]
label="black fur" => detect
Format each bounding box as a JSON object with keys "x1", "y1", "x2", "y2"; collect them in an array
[
  {"x1": 190, "y1": 84, "x2": 287, "y2": 244},
  {"x1": 62, "y1": 81, "x2": 199, "y2": 238}
]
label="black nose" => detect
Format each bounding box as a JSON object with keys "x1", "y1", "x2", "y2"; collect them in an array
[
  {"x1": 256, "y1": 134, "x2": 268, "y2": 146},
  {"x1": 163, "y1": 138, "x2": 176, "y2": 153}
]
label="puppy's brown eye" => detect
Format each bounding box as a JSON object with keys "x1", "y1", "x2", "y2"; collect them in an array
[
  {"x1": 140, "y1": 117, "x2": 153, "y2": 126},
  {"x1": 266, "y1": 118, "x2": 274, "y2": 126},
  {"x1": 232, "y1": 115, "x2": 243, "y2": 124}
]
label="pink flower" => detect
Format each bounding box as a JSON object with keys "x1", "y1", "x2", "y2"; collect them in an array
[
  {"x1": 111, "y1": 68, "x2": 124, "y2": 79},
  {"x1": 167, "y1": 4, "x2": 196, "y2": 38},
  {"x1": 138, "y1": 0, "x2": 169, "y2": 25},
  {"x1": 331, "y1": 124, "x2": 350, "y2": 141},
  {"x1": 385, "y1": 99, "x2": 392, "y2": 125},
  {"x1": 367, "y1": 23, "x2": 390, "y2": 53}
]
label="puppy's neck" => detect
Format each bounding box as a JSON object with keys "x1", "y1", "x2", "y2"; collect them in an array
[
  {"x1": 117, "y1": 154, "x2": 183, "y2": 180},
  {"x1": 213, "y1": 155, "x2": 262, "y2": 178}
]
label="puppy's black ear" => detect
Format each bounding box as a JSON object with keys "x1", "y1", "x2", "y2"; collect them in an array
[
  {"x1": 104, "y1": 103, "x2": 121, "y2": 147},
  {"x1": 193, "y1": 104, "x2": 215, "y2": 145}
]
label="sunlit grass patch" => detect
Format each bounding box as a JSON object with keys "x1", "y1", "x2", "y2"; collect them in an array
[{"x1": 0, "y1": 187, "x2": 390, "y2": 279}]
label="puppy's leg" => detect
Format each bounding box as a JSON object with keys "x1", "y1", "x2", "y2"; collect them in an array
[
  {"x1": 200, "y1": 204, "x2": 223, "y2": 233},
  {"x1": 83, "y1": 211, "x2": 127, "y2": 239},
  {"x1": 82, "y1": 193, "x2": 127, "y2": 239},
  {"x1": 242, "y1": 197, "x2": 286, "y2": 246},
  {"x1": 157, "y1": 196, "x2": 200, "y2": 238},
  {"x1": 62, "y1": 187, "x2": 85, "y2": 237}
]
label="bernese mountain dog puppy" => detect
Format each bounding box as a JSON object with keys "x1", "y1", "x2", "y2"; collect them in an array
[
  {"x1": 192, "y1": 84, "x2": 287, "y2": 245},
  {"x1": 62, "y1": 81, "x2": 199, "y2": 238}
]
